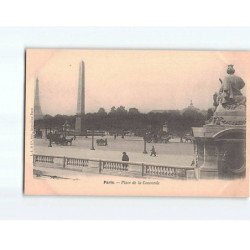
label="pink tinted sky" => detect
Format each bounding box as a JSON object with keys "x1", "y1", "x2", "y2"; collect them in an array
[{"x1": 26, "y1": 49, "x2": 250, "y2": 115}]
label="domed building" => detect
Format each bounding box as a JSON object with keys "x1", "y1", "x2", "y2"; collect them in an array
[{"x1": 182, "y1": 100, "x2": 199, "y2": 113}]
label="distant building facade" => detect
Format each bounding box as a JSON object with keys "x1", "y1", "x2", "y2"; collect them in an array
[{"x1": 150, "y1": 100, "x2": 200, "y2": 114}]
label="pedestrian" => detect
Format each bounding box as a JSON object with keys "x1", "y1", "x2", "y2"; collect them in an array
[
  {"x1": 122, "y1": 152, "x2": 129, "y2": 161},
  {"x1": 122, "y1": 152, "x2": 129, "y2": 171},
  {"x1": 150, "y1": 146, "x2": 157, "y2": 156}
]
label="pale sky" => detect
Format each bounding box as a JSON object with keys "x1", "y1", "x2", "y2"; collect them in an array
[{"x1": 26, "y1": 49, "x2": 250, "y2": 115}]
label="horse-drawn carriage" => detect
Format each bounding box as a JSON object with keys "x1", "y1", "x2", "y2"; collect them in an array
[
  {"x1": 144, "y1": 131, "x2": 172, "y2": 144},
  {"x1": 96, "y1": 138, "x2": 108, "y2": 146},
  {"x1": 181, "y1": 133, "x2": 193, "y2": 143},
  {"x1": 47, "y1": 132, "x2": 75, "y2": 146},
  {"x1": 34, "y1": 129, "x2": 43, "y2": 139}
]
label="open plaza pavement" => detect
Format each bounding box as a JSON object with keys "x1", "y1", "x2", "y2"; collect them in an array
[{"x1": 34, "y1": 135, "x2": 194, "y2": 166}]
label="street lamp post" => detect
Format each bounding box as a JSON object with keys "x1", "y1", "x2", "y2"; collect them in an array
[
  {"x1": 91, "y1": 130, "x2": 95, "y2": 150},
  {"x1": 48, "y1": 128, "x2": 52, "y2": 147},
  {"x1": 143, "y1": 135, "x2": 147, "y2": 154},
  {"x1": 48, "y1": 138, "x2": 52, "y2": 147}
]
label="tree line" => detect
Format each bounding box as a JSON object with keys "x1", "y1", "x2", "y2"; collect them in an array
[{"x1": 35, "y1": 106, "x2": 210, "y2": 136}]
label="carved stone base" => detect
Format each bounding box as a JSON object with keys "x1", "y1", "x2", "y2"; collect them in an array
[
  {"x1": 75, "y1": 116, "x2": 85, "y2": 135},
  {"x1": 200, "y1": 167, "x2": 219, "y2": 179},
  {"x1": 192, "y1": 123, "x2": 246, "y2": 179},
  {"x1": 212, "y1": 104, "x2": 246, "y2": 125}
]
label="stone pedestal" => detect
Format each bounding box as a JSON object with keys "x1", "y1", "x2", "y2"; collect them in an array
[
  {"x1": 75, "y1": 116, "x2": 85, "y2": 135},
  {"x1": 200, "y1": 137, "x2": 219, "y2": 178},
  {"x1": 192, "y1": 65, "x2": 246, "y2": 179},
  {"x1": 193, "y1": 108, "x2": 246, "y2": 179},
  {"x1": 75, "y1": 116, "x2": 81, "y2": 134}
]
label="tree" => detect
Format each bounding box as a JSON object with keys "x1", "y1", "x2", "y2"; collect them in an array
[
  {"x1": 206, "y1": 108, "x2": 214, "y2": 120},
  {"x1": 116, "y1": 106, "x2": 127, "y2": 114},
  {"x1": 128, "y1": 107, "x2": 140, "y2": 114},
  {"x1": 182, "y1": 109, "x2": 206, "y2": 133},
  {"x1": 97, "y1": 107, "x2": 107, "y2": 115},
  {"x1": 110, "y1": 106, "x2": 116, "y2": 114}
]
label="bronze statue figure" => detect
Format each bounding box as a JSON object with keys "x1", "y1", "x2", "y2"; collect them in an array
[{"x1": 215, "y1": 65, "x2": 246, "y2": 110}]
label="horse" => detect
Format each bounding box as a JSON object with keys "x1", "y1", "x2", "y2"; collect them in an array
[
  {"x1": 47, "y1": 133, "x2": 60, "y2": 144},
  {"x1": 35, "y1": 130, "x2": 43, "y2": 139},
  {"x1": 96, "y1": 138, "x2": 108, "y2": 146},
  {"x1": 163, "y1": 136, "x2": 172, "y2": 143},
  {"x1": 183, "y1": 135, "x2": 193, "y2": 143},
  {"x1": 47, "y1": 133, "x2": 75, "y2": 146},
  {"x1": 64, "y1": 137, "x2": 74, "y2": 146}
]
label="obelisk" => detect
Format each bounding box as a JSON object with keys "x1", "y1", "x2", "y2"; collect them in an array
[
  {"x1": 34, "y1": 77, "x2": 43, "y2": 120},
  {"x1": 75, "y1": 61, "x2": 85, "y2": 135}
]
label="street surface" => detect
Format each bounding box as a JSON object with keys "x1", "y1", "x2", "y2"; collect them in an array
[{"x1": 34, "y1": 135, "x2": 194, "y2": 166}]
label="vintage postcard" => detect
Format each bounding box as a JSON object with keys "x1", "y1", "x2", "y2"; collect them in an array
[{"x1": 24, "y1": 49, "x2": 249, "y2": 197}]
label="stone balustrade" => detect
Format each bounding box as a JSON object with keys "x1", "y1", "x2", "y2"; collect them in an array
[{"x1": 33, "y1": 154, "x2": 196, "y2": 179}]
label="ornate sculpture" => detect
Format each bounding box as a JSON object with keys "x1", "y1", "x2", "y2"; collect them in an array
[
  {"x1": 214, "y1": 65, "x2": 246, "y2": 110},
  {"x1": 210, "y1": 65, "x2": 246, "y2": 125}
]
